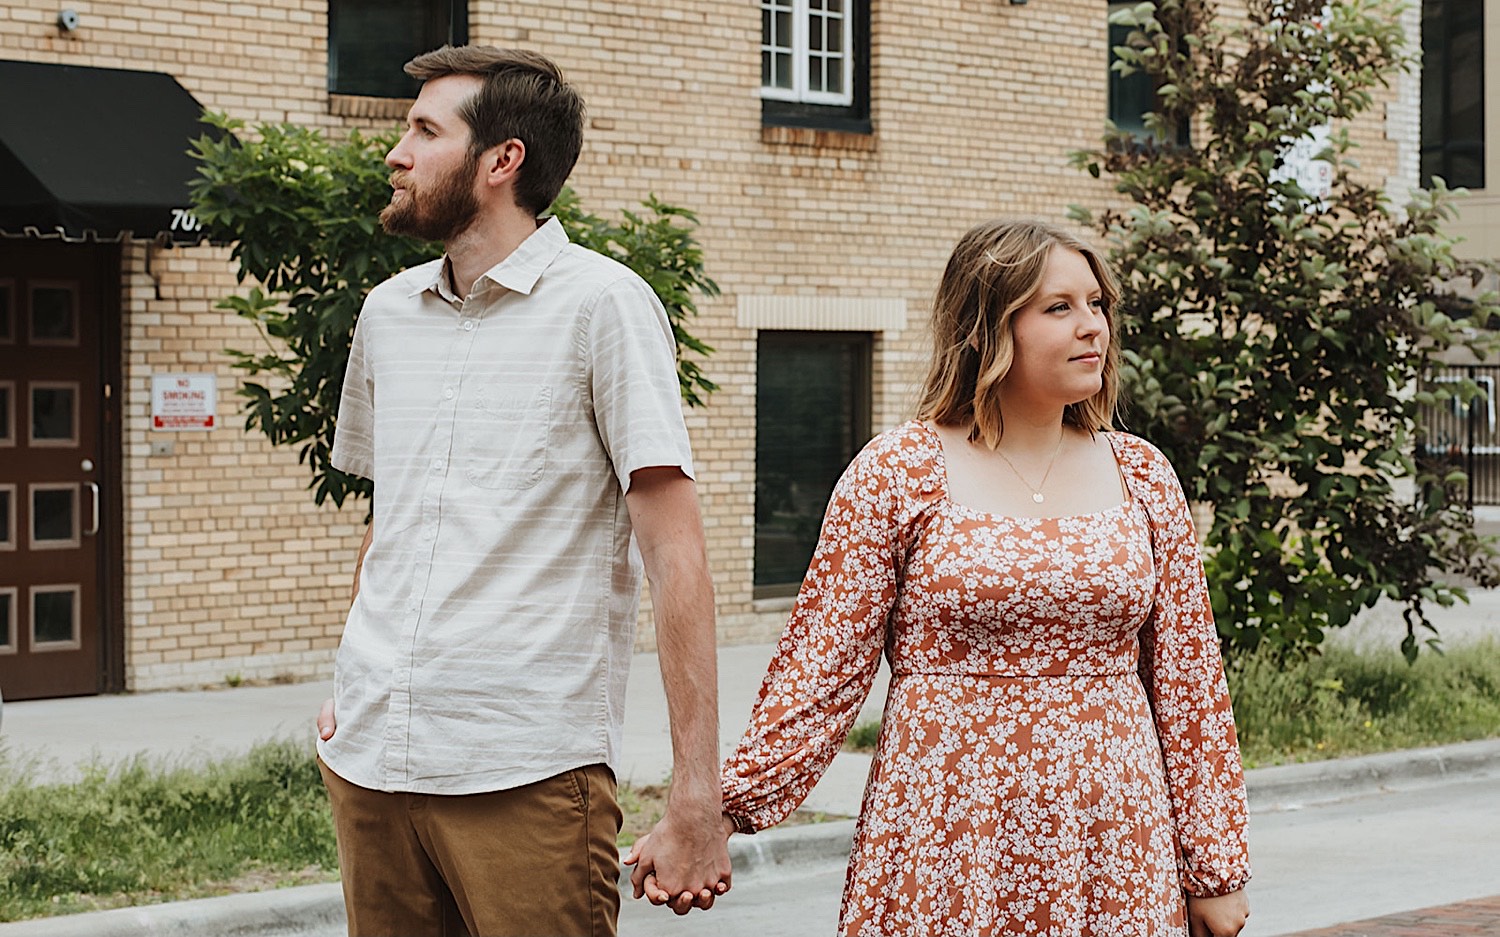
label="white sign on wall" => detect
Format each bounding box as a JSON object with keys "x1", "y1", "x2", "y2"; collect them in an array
[
  {"x1": 151, "y1": 373, "x2": 217, "y2": 430},
  {"x1": 1270, "y1": 122, "x2": 1334, "y2": 208}
]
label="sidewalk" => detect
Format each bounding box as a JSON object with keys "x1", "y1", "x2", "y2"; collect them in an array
[{"x1": 0, "y1": 643, "x2": 886, "y2": 815}]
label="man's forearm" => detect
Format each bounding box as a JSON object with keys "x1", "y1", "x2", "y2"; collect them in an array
[{"x1": 651, "y1": 547, "x2": 721, "y2": 808}]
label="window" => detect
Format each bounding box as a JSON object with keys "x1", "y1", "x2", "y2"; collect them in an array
[
  {"x1": 755, "y1": 331, "x2": 872, "y2": 597},
  {"x1": 761, "y1": 0, "x2": 871, "y2": 133},
  {"x1": 328, "y1": 0, "x2": 468, "y2": 99},
  {"x1": 1107, "y1": 2, "x2": 1154, "y2": 137},
  {"x1": 1107, "y1": 1, "x2": 1188, "y2": 144},
  {"x1": 1421, "y1": 0, "x2": 1485, "y2": 190}
]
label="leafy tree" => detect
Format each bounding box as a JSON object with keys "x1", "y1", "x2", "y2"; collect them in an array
[
  {"x1": 1073, "y1": 0, "x2": 1500, "y2": 659},
  {"x1": 188, "y1": 114, "x2": 718, "y2": 509}
]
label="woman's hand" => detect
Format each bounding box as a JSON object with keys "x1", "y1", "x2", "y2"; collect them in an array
[{"x1": 1187, "y1": 890, "x2": 1249, "y2": 937}]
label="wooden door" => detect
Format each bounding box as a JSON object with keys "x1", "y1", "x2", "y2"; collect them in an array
[{"x1": 0, "y1": 240, "x2": 120, "y2": 700}]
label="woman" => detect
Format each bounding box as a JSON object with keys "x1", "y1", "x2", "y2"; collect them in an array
[{"x1": 634, "y1": 219, "x2": 1252, "y2": 934}]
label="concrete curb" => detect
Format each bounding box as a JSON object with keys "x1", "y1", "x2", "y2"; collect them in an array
[
  {"x1": 4, "y1": 740, "x2": 1498, "y2": 937},
  {"x1": 1244, "y1": 737, "x2": 1500, "y2": 812},
  {"x1": 0, "y1": 883, "x2": 346, "y2": 937}
]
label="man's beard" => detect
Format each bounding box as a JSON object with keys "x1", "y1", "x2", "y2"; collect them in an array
[{"x1": 379, "y1": 152, "x2": 482, "y2": 242}]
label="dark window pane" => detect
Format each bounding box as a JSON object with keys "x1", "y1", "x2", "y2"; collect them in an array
[
  {"x1": 31, "y1": 386, "x2": 76, "y2": 442},
  {"x1": 30, "y1": 286, "x2": 75, "y2": 342},
  {"x1": 328, "y1": 0, "x2": 464, "y2": 98},
  {"x1": 0, "y1": 385, "x2": 10, "y2": 442},
  {"x1": 1108, "y1": 19, "x2": 1155, "y2": 136},
  {"x1": 1421, "y1": 0, "x2": 1486, "y2": 189},
  {"x1": 755, "y1": 332, "x2": 871, "y2": 591},
  {"x1": 0, "y1": 592, "x2": 11, "y2": 647},
  {"x1": 33, "y1": 488, "x2": 75, "y2": 542},
  {"x1": 0, "y1": 284, "x2": 11, "y2": 341},
  {"x1": 0, "y1": 489, "x2": 10, "y2": 545},
  {"x1": 33, "y1": 589, "x2": 76, "y2": 645}
]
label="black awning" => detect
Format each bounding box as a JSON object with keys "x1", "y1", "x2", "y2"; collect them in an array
[{"x1": 0, "y1": 60, "x2": 224, "y2": 243}]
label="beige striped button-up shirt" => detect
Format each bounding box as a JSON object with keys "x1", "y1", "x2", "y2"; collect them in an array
[{"x1": 318, "y1": 218, "x2": 694, "y2": 794}]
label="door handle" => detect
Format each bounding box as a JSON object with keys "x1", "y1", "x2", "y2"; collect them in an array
[{"x1": 84, "y1": 481, "x2": 100, "y2": 536}]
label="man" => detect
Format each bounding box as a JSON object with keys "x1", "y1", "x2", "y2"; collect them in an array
[{"x1": 314, "y1": 45, "x2": 730, "y2": 936}]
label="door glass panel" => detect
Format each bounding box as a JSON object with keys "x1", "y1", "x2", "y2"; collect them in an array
[
  {"x1": 0, "y1": 381, "x2": 12, "y2": 445},
  {"x1": 0, "y1": 484, "x2": 13, "y2": 549},
  {"x1": 32, "y1": 585, "x2": 80, "y2": 648},
  {"x1": 0, "y1": 279, "x2": 12, "y2": 343},
  {"x1": 30, "y1": 484, "x2": 79, "y2": 549},
  {"x1": 29, "y1": 283, "x2": 78, "y2": 345},
  {"x1": 0, "y1": 588, "x2": 15, "y2": 652},
  {"x1": 30, "y1": 383, "x2": 78, "y2": 446}
]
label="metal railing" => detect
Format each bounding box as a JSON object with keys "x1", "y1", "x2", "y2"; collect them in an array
[{"x1": 1418, "y1": 364, "x2": 1500, "y2": 507}]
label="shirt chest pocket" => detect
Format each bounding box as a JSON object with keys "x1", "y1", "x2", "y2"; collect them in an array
[{"x1": 459, "y1": 384, "x2": 551, "y2": 490}]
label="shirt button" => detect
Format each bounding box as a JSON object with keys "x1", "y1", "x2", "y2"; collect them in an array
[
  {"x1": 443, "y1": 387, "x2": 455, "y2": 400},
  {"x1": 432, "y1": 458, "x2": 444, "y2": 472},
  {"x1": 462, "y1": 320, "x2": 476, "y2": 331}
]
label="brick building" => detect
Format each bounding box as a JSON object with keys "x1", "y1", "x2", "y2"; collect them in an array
[{"x1": 0, "y1": 0, "x2": 1444, "y2": 699}]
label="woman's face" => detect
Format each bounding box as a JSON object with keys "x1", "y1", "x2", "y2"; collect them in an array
[{"x1": 1000, "y1": 246, "x2": 1109, "y2": 413}]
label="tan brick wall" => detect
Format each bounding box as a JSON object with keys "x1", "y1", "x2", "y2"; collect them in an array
[
  {"x1": 118, "y1": 241, "x2": 364, "y2": 690},
  {"x1": 0, "y1": 0, "x2": 1426, "y2": 684}
]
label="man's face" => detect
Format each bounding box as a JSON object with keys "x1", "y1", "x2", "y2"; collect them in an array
[{"x1": 381, "y1": 74, "x2": 486, "y2": 243}]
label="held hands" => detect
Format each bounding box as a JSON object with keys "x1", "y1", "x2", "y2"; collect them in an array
[
  {"x1": 1187, "y1": 890, "x2": 1249, "y2": 937},
  {"x1": 623, "y1": 811, "x2": 734, "y2": 914}
]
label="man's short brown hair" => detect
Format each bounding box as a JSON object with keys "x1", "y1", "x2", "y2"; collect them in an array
[{"x1": 405, "y1": 45, "x2": 585, "y2": 217}]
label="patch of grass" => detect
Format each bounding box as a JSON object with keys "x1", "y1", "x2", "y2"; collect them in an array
[
  {"x1": 0, "y1": 742, "x2": 846, "y2": 921},
  {"x1": 845, "y1": 720, "x2": 881, "y2": 752},
  {"x1": 617, "y1": 781, "x2": 670, "y2": 848},
  {"x1": 0, "y1": 739, "x2": 338, "y2": 922},
  {"x1": 1229, "y1": 639, "x2": 1500, "y2": 768}
]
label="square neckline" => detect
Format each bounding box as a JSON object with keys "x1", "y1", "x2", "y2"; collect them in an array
[{"x1": 912, "y1": 420, "x2": 1137, "y2": 523}]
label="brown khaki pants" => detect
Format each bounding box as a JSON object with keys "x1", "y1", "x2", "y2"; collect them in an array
[{"x1": 319, "y1": 758, "x2": 622, "y2": 937}]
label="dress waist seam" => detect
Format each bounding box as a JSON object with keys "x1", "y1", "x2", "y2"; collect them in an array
[{"x1": 891, "y1": 669, "x2": 1135, "y2": 679}]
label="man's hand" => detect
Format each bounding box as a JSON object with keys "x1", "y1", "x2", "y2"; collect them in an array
[
  {"x1": 1188, "y1": 890, "x2": 1249, "y2": 937},
  {"x1": 624, "y1": 812, "x2": 733, "y2": 913},
  {"x1": 316, "y1": 698, "x2": 337, "y2": 741}
]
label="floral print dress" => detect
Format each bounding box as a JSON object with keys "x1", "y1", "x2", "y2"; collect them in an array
[{"x1": 721, "y1": 421, "x2": 1250, "y2": 936}]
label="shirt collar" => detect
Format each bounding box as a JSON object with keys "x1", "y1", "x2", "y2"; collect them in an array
[{"x1": 409, "y1": 216, "x2": 569, "y2": 302}]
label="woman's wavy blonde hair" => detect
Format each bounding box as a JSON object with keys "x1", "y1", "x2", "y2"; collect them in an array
[{"x1": 915, "y1": 219, "x2": 1122, "y2": 449}]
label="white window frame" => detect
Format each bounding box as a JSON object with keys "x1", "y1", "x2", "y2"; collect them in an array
[{"x1": 761, "y1": 0, "x2": 855, "y2": 107}]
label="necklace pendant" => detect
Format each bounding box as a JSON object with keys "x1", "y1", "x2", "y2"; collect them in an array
[{"x1": 1032, "y1": 492, "x2": 1045, "y2": 504}]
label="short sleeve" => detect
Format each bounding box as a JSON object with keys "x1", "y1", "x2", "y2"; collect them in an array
[
  {"x1": 585, "y1": 275, "x2": 694, "y2": 491},
  {"x1": 331, "y1": 306, "x2": 375, "y2": 481}
]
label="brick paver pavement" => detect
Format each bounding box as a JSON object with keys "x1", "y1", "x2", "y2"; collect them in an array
[{"x1": 1282, "y1": 895, "x2": 1500, "y2": 936}]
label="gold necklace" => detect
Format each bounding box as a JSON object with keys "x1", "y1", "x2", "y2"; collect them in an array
[{"x1": 993, "y1": 432, "x2": 1066, "y2": 504}]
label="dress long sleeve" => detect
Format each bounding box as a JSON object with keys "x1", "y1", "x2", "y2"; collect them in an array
[
  {"x1": 1124, "y1": 436, "x2": 1253, "y2": 897},
  {"x1": 720, "y1": 434, "x2": 929, "y2": 833}
]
